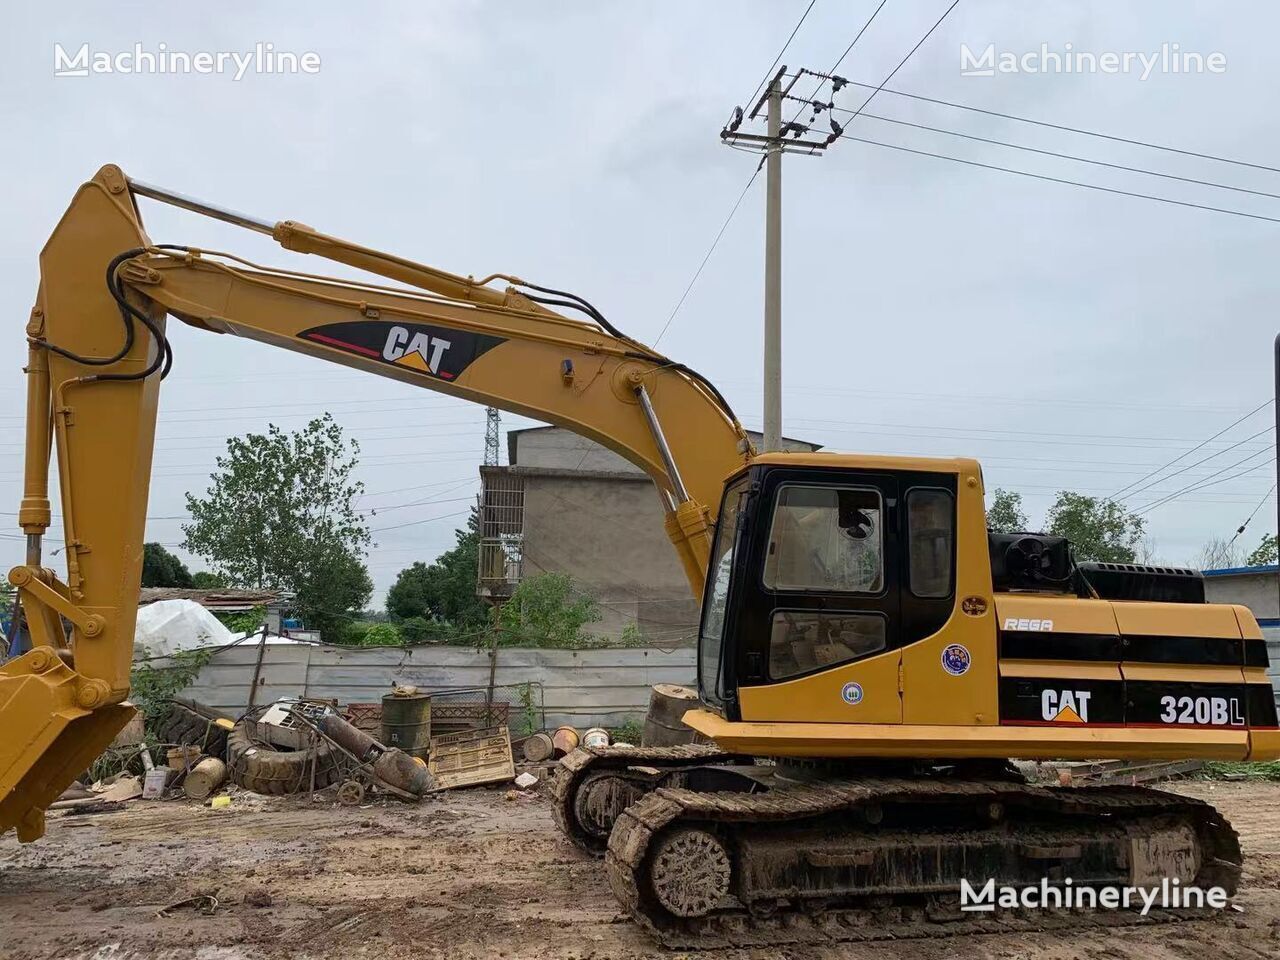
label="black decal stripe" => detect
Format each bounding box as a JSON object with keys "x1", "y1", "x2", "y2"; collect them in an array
[
  {"x1": 999, "y1": 676, "x2": 1277, "y2": 730},
  {"x1": 1245, "y1": 638, "x2": 1271, "y2": 668},
  {"x1": 998, "y1": 631, "x2": 1263, "y2": 667},
  {"x1": 999, "y1": 631, "x2": 1120, "y2": 661},
  {"x1": 1248, "y1": 684, "x2": 1280, "y2": 727},
  {"x1": 1123, "y1": 634, "x2": 1248, "y2": 666},
  {"x1": 998, "y1": 677, "x2": 1125, "y2": 725}
]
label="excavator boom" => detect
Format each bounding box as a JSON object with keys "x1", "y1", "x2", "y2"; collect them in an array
[{"x1": 1, "y1": 164, "x2": 751, "y2": 841}]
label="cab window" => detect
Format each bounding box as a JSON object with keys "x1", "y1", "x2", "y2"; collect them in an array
[
  {"x1": 698, "y1": 477, "x2": 748, "y2": 698},
  {"x1": 762, "y1": 485, "x2": 883, "y2": 593},
  {"x1": 769, "y1": 610, "x2": 887, "y2": 680},
  {"x1": 907, "y1": 488, "x2": 954, "y2": 599}
]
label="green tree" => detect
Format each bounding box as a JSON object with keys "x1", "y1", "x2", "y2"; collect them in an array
[
  {"x1": 494, "y1": 573, "x2": 601, "y2": 648},
  {"x1": 182, "y1": 414, "x2": 373, "y2": 639},
  {"x1": 191, "y1": 570, "x2": 227, "y2": 589},
  {"x1": 386, "y1": 512, "x2": 488, "y2": 635},
  {"x1": 986, "y1": 488, "x2": 1029, "y2": 533},
  {"x1": 141, "y1": 542, "x2": 194, "y2": 588},
  {"x1": 1045, "y1": 491, "x2": 1146, "y2": 563},
  {"x1": 1247, "y1": 534, "x2": 1278, "y2": 567}
]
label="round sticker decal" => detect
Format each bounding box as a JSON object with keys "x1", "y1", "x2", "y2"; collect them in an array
[
  {"x1": 941, "y1": 643, "x2": 971, "y2": 677},
  {"x1": 841, "y1": 681, "x2": 864, "y2": 706}
]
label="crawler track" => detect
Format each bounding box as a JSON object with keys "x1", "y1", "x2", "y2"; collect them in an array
[
  {"x1": 602, "y1": 776, "x2": 1242, "y2": 949},
  {"x1": 551, "y1": 744, "x2": 736, "y2": 854}
]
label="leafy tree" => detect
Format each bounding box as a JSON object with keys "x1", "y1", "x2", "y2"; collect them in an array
[
  {"x1": 400, "y1": 615, "x2": 450, "y2": 644},
  {"x1": 141, "y1": 542, "x2": 194, "y2": 588},
  {"x1": 986, "y1": 488, "x2": 1029, "y2": 533},
  {"x1": 191, "y1": 570, "x2": 227, "y2": 589},
  {"x1": 1247, "y1": 534, "x2": 1278, "y2": 567},
  {"x1": 359, "y1": 622, "x2": 402, "y2": 647},
  {"x1": 1045, "y1": 491, "x2": 1146, "y2": 563},
  {"x1": 386, "y1": 511, "x2": 488, "y2": 634},
  {"x1": 182, "y1": 414, "x2": 372, "y2": 639},
  {"x1": 494, "y1": 573, "x2": 600, "y2": 648}
]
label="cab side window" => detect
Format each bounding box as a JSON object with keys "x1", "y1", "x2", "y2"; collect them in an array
[{"x1": 907, "y1": 488, "x2": 954, "y2": 599}]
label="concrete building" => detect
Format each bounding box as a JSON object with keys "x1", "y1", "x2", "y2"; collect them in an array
[
  {"x1": 477, "y1": 426, "x2": 819, "y2": 647},
  {"x1": 1203, "y1": 565, "x2": 1279, "y2": 627}
]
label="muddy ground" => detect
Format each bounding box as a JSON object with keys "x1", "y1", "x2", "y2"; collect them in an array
[{"x1": 3, "y1": 778, "x2": 1280, "y2": 960}]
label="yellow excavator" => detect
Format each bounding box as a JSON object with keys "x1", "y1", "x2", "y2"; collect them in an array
[{"x1": 3, "y1": 165, "x2": 1276, "y2": 947}]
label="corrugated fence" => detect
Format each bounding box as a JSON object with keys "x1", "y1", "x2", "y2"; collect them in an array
[
  {"x1": 181, "y1": 642, "x2": 697, "y2": 729},
  {"x1": 180, "y1": 629, "x2": 1280, "y2": 730}
]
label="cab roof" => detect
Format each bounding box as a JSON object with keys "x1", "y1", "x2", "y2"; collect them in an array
[{"x1": 742, "y1": 450, "x2": 983, "y2": 477}]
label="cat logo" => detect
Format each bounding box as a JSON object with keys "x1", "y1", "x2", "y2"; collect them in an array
[
  {"x1": 382, "y1": 325, "x2": 452, "y2": 375},
  {"x1": 1041, "y1": 689, "x2": 1091, "y2": 723}
]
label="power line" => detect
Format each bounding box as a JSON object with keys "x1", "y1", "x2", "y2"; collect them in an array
[
  {"x1": 1116, "y1": 424, "x2": 1273, "y2": 503},
  {"x1": 832, "y1": 79, "x2": 1280, "y2": 177},
  {"x1": 370, "y1": 506, "x2": 471, "y2": 534},
  {"x1": 781, "y1": 0, "x2": 890, "y2": 133},
  {"x1": 827, "y1": 131, "x2": 1280, "y2": 225},
  {"x1": 1228, "y1": 482, "x2": 1277, "y2": 549},
  {"x1": 742, "y1": 0, "x2": 819, "y2": 111},
  {"x1": 831, "y1": 0, "x2": 959, "y2": 128},
  {"x1": 1135, "y1": 446, "x2": 1277, "y2": 515},
  {"x1": 655, "y1": 0, "x2": 824, "y2": 347},
  {"x1": 1108, "y1": 399, "x2": 1274, "y2": 500},
  {"x1": 653, "y1": 168, "x2": 760, "y2": 346},
  {"x1": 803, "y1": 105, "x2": 1280, "y2": 203}
]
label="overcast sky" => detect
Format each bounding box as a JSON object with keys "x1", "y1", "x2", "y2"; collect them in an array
[{"x1": 2, "y1": 2, "x2": 1277, "y2": 604}]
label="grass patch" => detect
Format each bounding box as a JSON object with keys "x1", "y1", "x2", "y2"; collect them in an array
[{"x1": 1201, "y1": 760, "x2": 1280, "y2": 781}]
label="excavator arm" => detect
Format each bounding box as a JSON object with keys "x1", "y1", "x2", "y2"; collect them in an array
[{"x1": 1, "y1": 164, "x2": 752, "y2": 841}]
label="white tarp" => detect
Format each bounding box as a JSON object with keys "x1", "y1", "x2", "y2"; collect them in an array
[{"x1": 133, "y1": 599, "x2": 233, "y2": 659}]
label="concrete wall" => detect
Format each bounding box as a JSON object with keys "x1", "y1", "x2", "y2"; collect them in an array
[
  {"x1": 497, "y1": 427, "x2": 821, "y2": 647},
  {"x1": 517, "y1": 469, "x2": 699, "y2": 645},
  {"x1": 507, "y1": 426, "x2": 821, "y2": 474},
  {"x1": 509, "y1": 428, "x2": 640, "y2": 474},
  {"x1": 1204, "y1": 569, "x2": 1280, "y2": 621},
  {"x1": 181, "y1": 642, "x2": 697, "y2": 729}
]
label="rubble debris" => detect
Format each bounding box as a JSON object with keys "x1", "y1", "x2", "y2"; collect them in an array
[
  {"x1": 551, "y1": 726, "x2": 579, "y2": 756},
  {"x1": 522, "y1": 732, "x2": 554, "y2": 762},
  {"x1": 167, "y1": 745, "x2": 202, "y2": 770},
  {"x1": 226, "y1": 711, "x2": 344, "y2": 796},
  {"x1": 514, "y1": 772, "x2": 539, "y2": 790},
  {"x1": 641, "y1": 683, "x2": 700, "y2": 747},
  {"x1": 243, "y1": 890, "x2": 274, "y2": 908},
  {"x1": 582, "y1": 727, "x2": 610, "y2": 749},
  {"x1": 97, "y1": 775, "x2": 146, "y2": 803},
  {"x1": 110, "y1": 713, "x2": 146, "y2": 749},
  {"x1": 156, "y1": 894, "x2": 219, "y2": 919},
  {"x1": 183, "y1": 758, "x2": 228, "y2": 800},
  {"x1": 156, "y1": 698, "x2": 235, "y2": 759},
  {"x1": 143, "y1": 767, "x2": 172, "y2": 799},
  {"x1": 429, "y1": 726, "x2": 515, "y2": 790},
  {"x1": 337, "y1": 780, "x2": 367, "y2": 806},
  {"x1": 381, "y1": 687, "x2": 432, "y2": 761},
  {"x1": 210, "y1": 796, "x2": 232, "y2": 810}
]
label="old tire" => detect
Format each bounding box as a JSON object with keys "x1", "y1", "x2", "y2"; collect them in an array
[
  {"x1": 226, "y1": 721, "x2": 345, "y2": 795},
  {"x1": 156, "y1": 699, "x2": 234, "y2": 760}
]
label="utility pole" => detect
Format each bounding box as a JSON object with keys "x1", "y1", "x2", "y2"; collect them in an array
[
  {"x1": 722, "y1": 66, "x2": 840, "y2": 452},
  {"x1": 762, "y1": 79, "x2": 783, "y2": 453}
]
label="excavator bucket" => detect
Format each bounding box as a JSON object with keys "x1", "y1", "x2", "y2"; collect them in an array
[{"x1": 0, "y1": 650, "x2": 134, "y2": 842}]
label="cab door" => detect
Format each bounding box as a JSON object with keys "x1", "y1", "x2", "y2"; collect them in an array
[{"x1": 733, "y1": 466, "x2": 904, "y2": 724}]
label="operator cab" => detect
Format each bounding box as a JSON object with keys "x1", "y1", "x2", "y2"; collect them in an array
[{"x1": 697, "y1": 455, "x2": 958, "y2": 719}]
